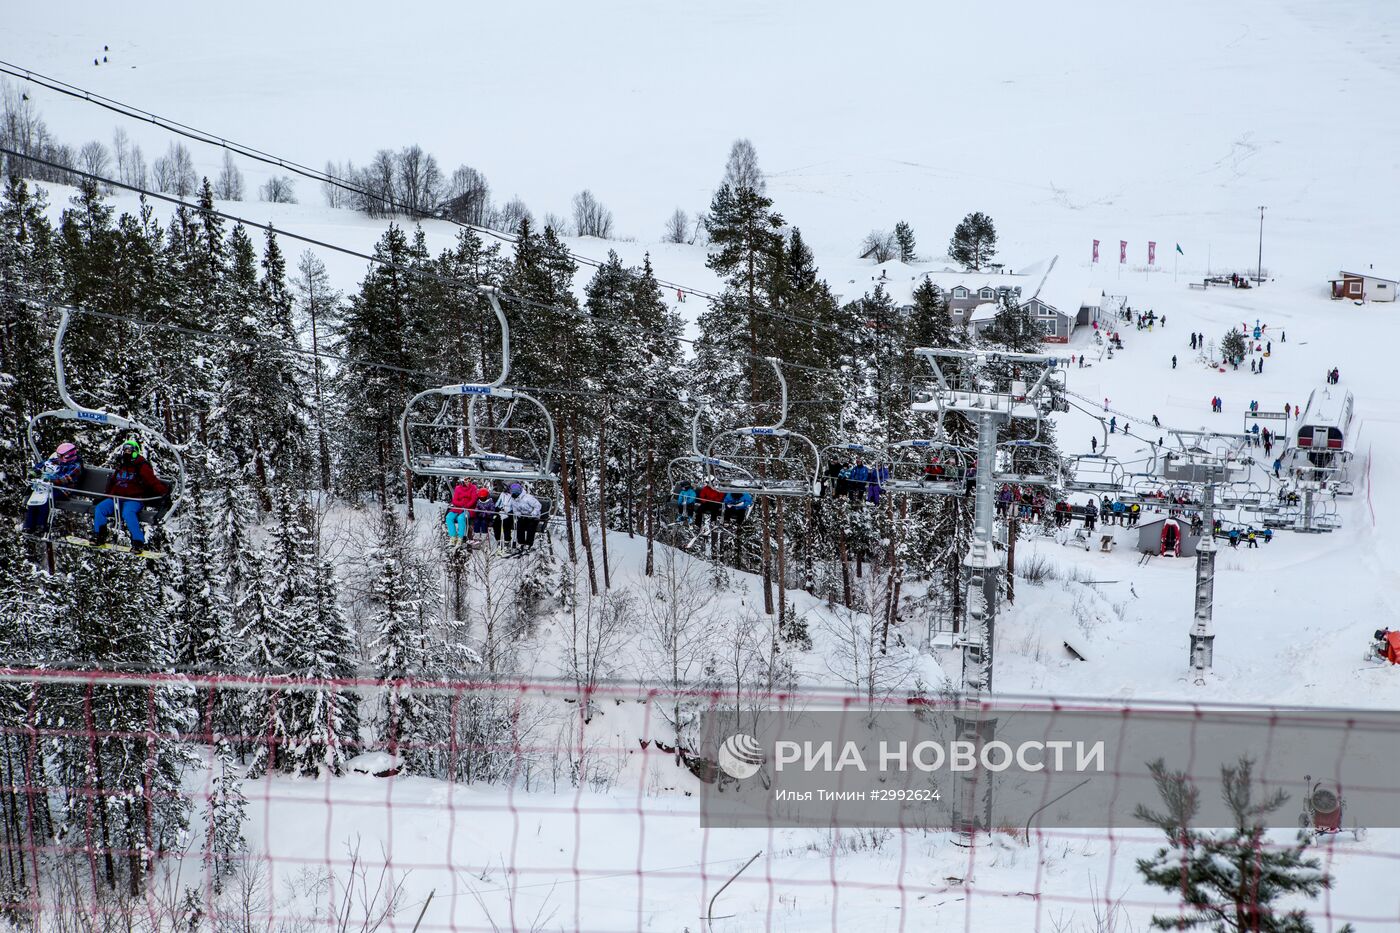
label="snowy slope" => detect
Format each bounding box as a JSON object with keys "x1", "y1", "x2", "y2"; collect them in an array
[{"x1": 9, "y1": 2, "x2": 1400, "y2": 928}]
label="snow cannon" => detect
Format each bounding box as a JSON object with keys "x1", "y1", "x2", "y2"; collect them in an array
[{"x1": 1309, "y1": 787, "x2": 1343, "y2": 833}]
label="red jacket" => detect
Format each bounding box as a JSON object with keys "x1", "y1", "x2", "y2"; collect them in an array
[
  {"x1": 698, "y1": 485, "x2": 724, "y2": 504},
  {"x1": 449, "y1": 482, "x2": 480, "y2": 513},
  {"x1": 106, "y1": 455, "x2": 170, "y2": 499}
]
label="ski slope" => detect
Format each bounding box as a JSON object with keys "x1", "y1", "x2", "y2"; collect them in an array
[{"x1": 8, "y1": 1, "x2": 1400, "y2": 928}]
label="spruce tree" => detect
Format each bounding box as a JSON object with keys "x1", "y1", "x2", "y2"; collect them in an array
[
  {"x1": 367, "y1": 510, "x2": 453, "y2": 775},
  {"x1": 694, "y1": 183, "x2": 786, "y2": 408},
  {"x1": 333, "y1": 225, "x2": 424, "y2": 504},
  {"x1": 948, "y1": 211, "x2": 997, "y2": 271},
  {"x1": 204, "y1": 737, "x2": 247, "y2": 893},
  {"x1": 1135, "y1": 758, "x2": 1353, "y2": 933},
  {"x1": 894, "y1": 221, "x2": 917, "y2": 263},
  {"x1": 0, "y1": 177, "x2": 59, "y2": 502}
]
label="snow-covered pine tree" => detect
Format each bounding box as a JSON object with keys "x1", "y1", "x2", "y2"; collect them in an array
[
  {"x1": 1135, "y1": 757, "x2": 1354, "y2": 933},
  {"x1": 366, "y1": 509, "x2": 451, "y2": 776},
  {"x1": 332, "y1": 225, "x2": 428, "y2": 505},
  {"x1": 170, "y1": 476, "x2": 235, "y2": 732},
  {"x1": 261, "y1": 489, "x2": 357, "y2": 776},
  {"x1": 203, "y1": 736, "x2": 247, "y2": 893},
  {"x1": 0, "y1": 526, "x2": 59, "y2": 894},
  {"x1": 291, "y1": 251, "x2": 341, "y2": 492},
  {"x1": 948, "y1": 211, "x2": 997, "y2": 271},
  {"x1": 583, "y1": 252, "x2": 687, "y2": 536},
  {"x1": 43, "y1": 550, "x2": 195, "y2": 896},
  {"x1": 0, "y1": 176, "x2": 59, "y2": 499},
  {"x1": 694, "y1": 183, "x2": 786, "y2": 409},
  {"x1": 894, "y1": 221, "x2": 917, "y2": 263}
]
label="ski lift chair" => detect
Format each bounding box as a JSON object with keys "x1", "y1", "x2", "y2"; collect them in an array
[
  {"x1": 884, "y1": 438, "x2": 973, "y2": 496},
  {"x1": 1063, "y1": 454, "x2": 1125, "y2": 493},
  {"x1": 820, "y1": 441, "x2": 890, "y2": 500},
  {"x1": 401, "y1": 287, "x2": 559, "y2": 487},
  {"x1": 25, "y1": 309, "x2": 186, "y2": 537},
  {"x1": 992, "y1": 438, "x2": 1062, "y2": 488},
  {"x1": 702, "y1": 358, "x2": 821, "y2": 498}
]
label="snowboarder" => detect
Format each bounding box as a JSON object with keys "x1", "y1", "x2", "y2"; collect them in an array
[
  {"x1": 1083, "y1": 500, "x2": 1098, "y2": 531},
  {"x1": 1109, "y1": 416, "x2": 1117, "y2": 434},
  {"x1": 1273, "y1": 457, "x2": 1282, "y2": 478},
  {"x1": 1090, "y1": 435, "x2": 1098, "y2": 453},
  {"x1": 675, "y1": 482, "x2": 697, "y2": 524},
  {"x1": 445, "y1": 480, "x2": 480, "y2": 539},
  {"x1": 22, "y1": 442, "x2": 84, "y2": 534},
  {"x1": 91, "y1": 439, "x2": 169, "y2": 548}
]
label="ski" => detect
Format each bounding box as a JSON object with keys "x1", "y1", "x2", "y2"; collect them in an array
[{"x1": 63, "y1": 535, "x2": 163, "y2": 560}]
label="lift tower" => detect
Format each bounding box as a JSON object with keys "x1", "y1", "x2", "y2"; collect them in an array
[{"x1": 913, "y1": 348, "x2": 1064, "y2": 833}]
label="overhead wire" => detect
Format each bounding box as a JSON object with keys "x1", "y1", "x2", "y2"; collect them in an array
[
  {"x1": 1, "y1": 290, "x2": 848, "y2": 411},
  {"x1": 0, "y1": 59, "x2": 724, "y2": 300},
  {"x1": 0, "y1": 58, "x2": 870, "y2": 345},
  {"x1": 0, "y1": 147, "x2": 849, "y2": 383}
]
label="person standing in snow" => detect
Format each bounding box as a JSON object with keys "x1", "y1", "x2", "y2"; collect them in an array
[
  {"x1": 1172, "y1": 355, "x2": 1177, "y2": 369},
  {"x1": 1083, "y1": 500, "x2": 1098, "y2": 531}
]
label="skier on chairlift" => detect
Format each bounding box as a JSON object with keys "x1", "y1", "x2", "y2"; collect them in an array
[
  {"x1": 22, "y1": 442, "x2": 84, "y2": 535},
  {"x1": 675, "y1": 482, "x2": 697, "y2": 524},
  {"x1": 696, "y1": 478, "x2": 724, "y2": 525},
  {"x1": 91, "y1": 439, "x2": 169, "y2": 549},
  {"x1": 722, "y1": 491, "x2": 753, "y2": 527},
  {"x1": 445, "y1": 479, "x2": 481, "y2": 541}
]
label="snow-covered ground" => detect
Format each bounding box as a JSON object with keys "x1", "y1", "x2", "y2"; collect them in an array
[{"x1": 9, "y1": 0, "x2": 1400, "y2": 928}]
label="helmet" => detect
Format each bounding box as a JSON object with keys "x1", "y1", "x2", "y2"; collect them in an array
[
  {"x1": 119, "y1": 438, "x2": 143, "y2": 459},
  {"x1": 55, "y1": 442, "x2": 79, "y2": 463},
  {"x1": 509, "y1": 483, "x2": 523, "y2": 495}
]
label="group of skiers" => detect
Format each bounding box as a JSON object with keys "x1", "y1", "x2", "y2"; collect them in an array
[
  {"x1": 675, "y1": 481, "x2": 752, "y2": 529},
  {"x1": 21, "y1": 438, "x2": 170, "y2": 549},
  {"x1": 821, "y1": 456, "x2": 893, "y2": 505},
  {"x1": 1213, "y1": 519, "x2": 1272, "y2": 548},
  {"x1": 444, "y1": 479, "x2": 544, "y2": 556}
]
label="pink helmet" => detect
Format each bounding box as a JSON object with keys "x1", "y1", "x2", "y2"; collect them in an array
[{"x1": 55, "y1": 442, "x2": 79, "y2": 463}]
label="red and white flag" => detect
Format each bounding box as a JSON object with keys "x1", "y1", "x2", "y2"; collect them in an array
[
  {"x1": 1092, "y1": 239, "x2": 1100, "y2": 263},
  {"x1": 1119, "y1": 240, "x2": 1127, "y2": 263},
  {"x1": 1148, "y1": 241, "x2": 1157, "y2": 265}
]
